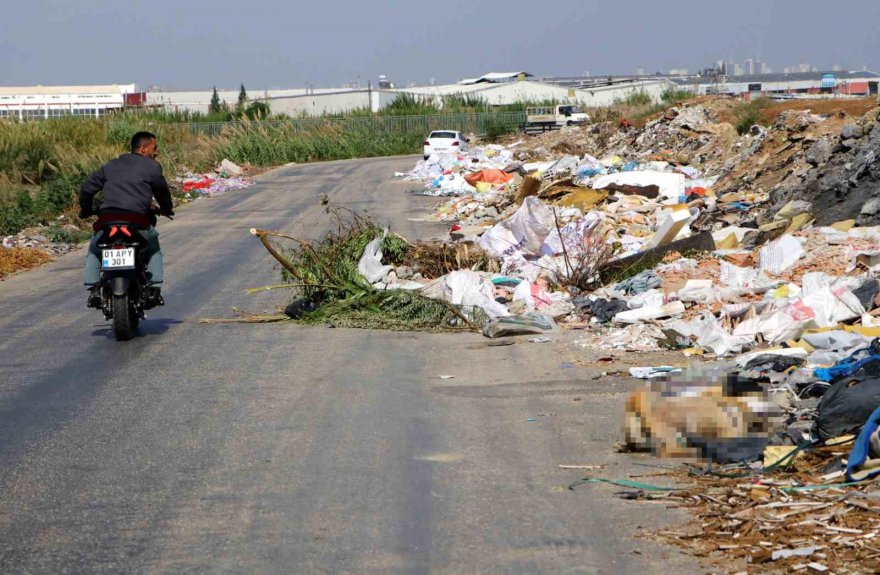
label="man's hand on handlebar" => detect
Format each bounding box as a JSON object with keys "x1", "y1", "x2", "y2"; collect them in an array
[{"x1": 150, "y1": 206, "x2": 174, "y2": 220}]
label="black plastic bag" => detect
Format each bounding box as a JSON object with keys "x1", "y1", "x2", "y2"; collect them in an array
[
  {"x1": 814, "y1": 377, "x2": 880, "y2": 440},
  {"x1": 284, "y1": 299, "x2": 320, "y2": 319},
  {"x1": 853, "y1": 279, "x2": 880, "y2": 311}
]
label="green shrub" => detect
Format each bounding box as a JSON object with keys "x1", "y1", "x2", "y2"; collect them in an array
[
  {"x1": 734, "y1": 97, "x2": 772, "y2": 135},
  {"x1": 661, "y1": 87, "x2": 697, "y2": 104},
  {"x1": 45, "y1": 226, "x2": 92, "y2": 244},
  {"x1": 617, "y1": 90, "x2": 653, "y2": 107},
  {"x1": 483, "y1": 118, "x2": 515, "y2": 142}
]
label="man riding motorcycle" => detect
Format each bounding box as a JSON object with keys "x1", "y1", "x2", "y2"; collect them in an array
[{"x1": 80, "y1": 131, "x2": 174, "y2": 308}]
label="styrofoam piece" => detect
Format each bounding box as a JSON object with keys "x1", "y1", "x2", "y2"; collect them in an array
[{"x1": 644, "y1": 209, "x2": 691, "y2": 250}]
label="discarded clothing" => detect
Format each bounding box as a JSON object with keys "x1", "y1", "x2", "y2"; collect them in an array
[
  {"x1": 587, "y1": 298, "x2": 630, "y2": 323},
  {"x1": 613, "y1": 269, "x2": 662, "y2": 295},
  {"x1": 743, "y1": 354, "x2": 805, "y2": 373},
  {"x1": 814, "y1": 342, "x2": 880, "y2": 382}
]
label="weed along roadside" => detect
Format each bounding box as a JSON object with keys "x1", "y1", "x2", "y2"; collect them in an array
[
  {"x1": 0, "y1": 105, "x2": 531, "y2": 275},
  {"x1": 201, "y1": 95, "x2": 880, "y2": 573}
]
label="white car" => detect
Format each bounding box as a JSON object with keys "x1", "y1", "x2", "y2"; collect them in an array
[{"x1": 423, "y1": 130, "x2": 469, "y2": 160}]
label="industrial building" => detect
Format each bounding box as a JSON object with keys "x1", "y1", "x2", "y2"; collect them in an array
[
  {"x1": 0, "y1": 85, "x2": 141, "y2": 120},
  {"x1": 144, "y1": 87, "x2": 372, "y2": 115},
  {"x1": 146, "y1": 72, "x2": 676, "y2": 117},
  {"x1": 395, "y1": 72, "x2": 674, "y2": 109},
  {"x1": 673, "y1": 70, "x2": 880, "y2": 98}
]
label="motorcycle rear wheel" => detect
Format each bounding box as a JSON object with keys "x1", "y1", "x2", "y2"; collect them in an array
[{"x1": 112, "y1": 293, "x2": 137, "y2": 341}]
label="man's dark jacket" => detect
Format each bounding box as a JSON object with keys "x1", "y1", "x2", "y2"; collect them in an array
[{"x1": 79, "y1": 153, "x2": 173, "y2": 217}]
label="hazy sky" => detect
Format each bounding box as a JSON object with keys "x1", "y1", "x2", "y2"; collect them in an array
[{"x1": 2, "y1": 0, "x2": 878, "y2": 89}]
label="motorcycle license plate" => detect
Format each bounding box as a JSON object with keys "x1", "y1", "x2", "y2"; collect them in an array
[{"x1": 102, "y1": 248, "x2": 135, "y2": 270}]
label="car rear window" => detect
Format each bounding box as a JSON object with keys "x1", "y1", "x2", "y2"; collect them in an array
[{"x1": 429, "y1": 131, "x2": 457, "y2": 139}]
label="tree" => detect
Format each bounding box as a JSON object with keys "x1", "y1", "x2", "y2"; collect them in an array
[
  {"x1": 244, "y1": 101, "x2": 270, "y2": 120},
  {"x1": 237, "y1": 83, "x2": 248, "y2": 112},
  {"x1": 209, "y1": 86, "x2": 222, "y2": 114}
]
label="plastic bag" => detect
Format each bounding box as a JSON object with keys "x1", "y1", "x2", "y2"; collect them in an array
[
  {"x1": 479, "y1": 196, "x2": 554, "y2": 257},
  {"x1": 668, "y1": 314, "x2": 753, "y2": 357},
  {"x1": 815, "y1": 377, "x2": 880, "y2": 441},
  {"x1": 676, "y1": 279, "x2": 717, "y2": 304},
  {"x1": 483, "y1": 313, "x2": 556, "y2": 338},
  {"x1": 358, "y1": 232, "x2": 393, "y2": 284},
  {"x1": 442, "y1": 270, "x2": 509, "y2": 319}
]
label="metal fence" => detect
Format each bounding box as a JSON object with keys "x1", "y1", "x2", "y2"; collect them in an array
[{"x1": 162, "y1": 111, "x2": 527, "y2": 138}]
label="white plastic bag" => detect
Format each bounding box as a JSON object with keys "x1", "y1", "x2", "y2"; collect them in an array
[
  {"x1": 479, "y1": 196, "x2": 554, "y2": 257},
  {"x1": 676, "y1": 279, "x2": 717, "y2": 304},
  {"x1": 358, "y1": 231, "x2": 393, "y2": 284},
  {"x1": 442, "y1": 270, "x2": 509, "y2": 319},
  {"x1": 512, "y1": 281, "x2": 535, "y2": 312},
  {"x1": 668, "y1": 314, "x2": 753, "y2": 357}
]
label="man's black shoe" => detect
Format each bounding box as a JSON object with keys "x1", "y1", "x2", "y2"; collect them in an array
[
  {"x1": 86, "y1": 286, "x2": 101, "y2": 308},
  {"x1": 144, "y1": 286, "x2": 165, "y2": 309}
]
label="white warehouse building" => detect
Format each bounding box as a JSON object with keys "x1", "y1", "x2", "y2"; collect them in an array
[
  {"x1": 397, "y1": 78, "x2": 673, "y2": 108},
  {"x1": 0, "y1": 85, "x2": 139, "y2": 120}
]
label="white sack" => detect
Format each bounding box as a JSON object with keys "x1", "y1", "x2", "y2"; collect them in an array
[
  {"x1": 592, "y1": 171, "x2": 685, "y2": 201},
  {"x1": 759, "y1": 235, "x2": 805, "y2": 275}
]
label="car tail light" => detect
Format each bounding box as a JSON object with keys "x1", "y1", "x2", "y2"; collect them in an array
[
  {"x1": 423, "y1": 141, "x2": 430, "y2": 146},
  {"x1": 452, "y1": 141, "x2": 460, "y2": 146}
]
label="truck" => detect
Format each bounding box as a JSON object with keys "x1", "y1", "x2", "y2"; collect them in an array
[{"x1": 525, "y1": 105, "x2": 590, "y2": 133}]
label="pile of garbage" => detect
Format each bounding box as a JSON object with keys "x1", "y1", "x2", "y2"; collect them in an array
[
  {"x1": 392, "y1": 97, "x2": 880, "y2": 352},
  {"x1": 2, "y1": 223, "x2": 88, "y2": 257},
  {"x1": 391, "y1": 98, "x2": 880, "y2": 571},
  {"x1": 177, "y1": 159, "x2": 254, "y2": 198}
]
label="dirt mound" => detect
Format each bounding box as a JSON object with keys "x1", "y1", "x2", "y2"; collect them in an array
[{"x1": 507, "y1": 96, "x2": 880, "y2": 228}]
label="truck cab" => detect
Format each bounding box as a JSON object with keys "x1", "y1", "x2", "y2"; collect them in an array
[{"x1": 525, "y1": 105, "x2": 590, "y2": 132}]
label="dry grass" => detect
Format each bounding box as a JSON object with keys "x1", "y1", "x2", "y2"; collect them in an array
[
  {"x1": 706, "y1": 96, "x2": 877, "y2": 126},
  {"x1": 401, "y1": 241, "x2": 499, "y2": 279},
  {"x1": 0, "y1": 247, "x2": 53, "y2": 277}
]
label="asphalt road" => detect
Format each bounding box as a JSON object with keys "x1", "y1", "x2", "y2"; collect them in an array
[{"x1": 0, "y1": 157, "x2": 702, "y2": 574}]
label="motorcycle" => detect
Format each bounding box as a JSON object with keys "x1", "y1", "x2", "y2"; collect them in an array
[{"x1": 90, "y1": 208, "x2": 170, "y2": 341}]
